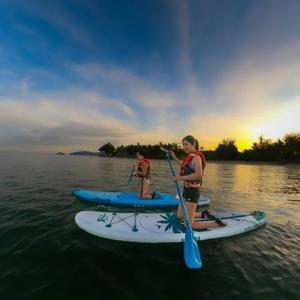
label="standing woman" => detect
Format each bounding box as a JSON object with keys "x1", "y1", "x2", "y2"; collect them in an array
[
  {"x1": 170, "y1": 135, "x2": 226, "y2": 229},
  {"x1": 135, "y1": 150, "x2": 153, "y2": 199}
]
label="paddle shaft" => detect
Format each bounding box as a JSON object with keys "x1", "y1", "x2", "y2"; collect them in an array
[
  {"x1": 164, "y1": 153, "x2": 193, "y2": 232},
  {"x1": 163, "y1": 150, "x2": 201, "y2": 268},
  {"x1": 160, "y1": 145, "x2": 201, "y2": 268},
  {"x1": 128, "y1": 165, "x2": 136, "y2": 184}
]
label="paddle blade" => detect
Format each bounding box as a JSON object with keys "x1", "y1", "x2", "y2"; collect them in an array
[{"x1": 184, "y1": 227, "x2": 202, "y2": 269}]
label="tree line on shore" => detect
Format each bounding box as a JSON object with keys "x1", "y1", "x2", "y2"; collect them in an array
[{"x1": 98, "y1": 133, "x2": 300, "y2": 162}]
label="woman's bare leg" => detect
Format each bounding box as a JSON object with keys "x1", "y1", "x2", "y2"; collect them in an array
[
  {"x1": 177, "y1": 200, "x2": 196, "y2": 225},
  {"x1": 179, "y1": 201, "x2": 222, "y2": 229},
  {"x1": 184, "y1": 201, "x2": 197, "y2": 227},
  {"x1": 139, "y1": 179, "x2": 152, "y2": 199},
  {"x1": 177, "y1": 200, "x2": 184, "y2": 220},
  {"x1": 192, "y1": 219, "x2": 221, "y2": 229}
]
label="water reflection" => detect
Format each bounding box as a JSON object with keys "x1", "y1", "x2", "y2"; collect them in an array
[{"x1": 0, "y1": 154, "x2": 299, "y2": 299}]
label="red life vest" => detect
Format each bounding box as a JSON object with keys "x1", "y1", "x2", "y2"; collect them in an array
[
  {"x1": 136, "y1": 158, "x2": 151, "y2": 179},
  {"x1": 180, "y1": 151, "x2": 206, "y2": 186}
]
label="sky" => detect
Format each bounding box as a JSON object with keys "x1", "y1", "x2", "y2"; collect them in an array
[{"x1": 0, "y1": 0, "x2": 299, "y2": 153}]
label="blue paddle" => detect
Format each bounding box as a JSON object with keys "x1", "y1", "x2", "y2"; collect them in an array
[
  {"x1": 128, "y1": 165, "x2": 136, "y2": 184},
  {"x1": 160, "y1": 146, "x2": 202, "y2": 269}
]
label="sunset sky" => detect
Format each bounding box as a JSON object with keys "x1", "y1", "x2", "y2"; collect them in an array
[{"x1": 0, "y1": 0, "x2": 299, "y2": 152}]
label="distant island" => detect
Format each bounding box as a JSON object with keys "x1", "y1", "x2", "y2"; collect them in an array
[
  {"x1": 69, "y1": 151, "x2": 105, "y2": 156},
  {"x1": 56, "y1": 152, "x2": 65, "y2": 155}
]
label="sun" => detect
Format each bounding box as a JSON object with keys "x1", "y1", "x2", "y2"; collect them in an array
[{"x1": 250, "y1": 100, "x2": 300, "y2": 143}]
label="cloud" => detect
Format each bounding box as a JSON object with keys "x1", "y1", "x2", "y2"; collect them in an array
[
  {"x1": 71, "y1": 62, "x2": 178, "y2": 109},
  {"x1": 183, "y1": 42, "x2": 300, "y2": 150},
  {"x1": 2, "y1": 40, "x2": 299, "y2": 152},
  {"x1": 215, "y1": 41, "x2": 300, "y2": 113},
  {"x1": 31, "y1": 122, "x2": 127, "y2": 139},
  {"x1": 171, "y1": 1, "x2": 199, "y2": 104},
  {"x1": 0, "y1": 60, "x2": 182, "y2": 152},
  {"x1": 110, "y1": 99, "x2": 135, "y2": 118},
  {"x1": 57, "y1": 89, "x2": 136, "y2": 119},
  {"x1": 76, "y1": 71, "x2": 176, "y2": 140},
  {"x1": 0, "y1": 96, "x2": 136, "y2": 151},
  {"x1": 177, "y1": 37, "x2": 300, "y2": 150},
  {"x1": 20, "y1": 76, "x2": 31, "y2": 94},
  {"x1": 14, "y1": 1, "x2": 92, "y2": 45},
  {"x1": 1, "y1": 0, "x2": 299, "y2": 152}
]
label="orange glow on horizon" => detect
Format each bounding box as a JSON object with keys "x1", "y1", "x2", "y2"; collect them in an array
[{"x1": 202, "y1": 139, "x2": 253, "y2": 152}]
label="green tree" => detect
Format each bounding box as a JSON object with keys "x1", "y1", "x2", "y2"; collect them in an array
[
  {"x1": 252, "y1": 135, "x2": 272, "y2": 151},
  {"x1": 241, "y1": 134, "x2": 300, "y2": 161},
  {"x1": 283, "y1": 133, "x2": 300, "y2": 161},
  {"x1": 216, "y1": 139, "x2": 239, "y2": 160},
  {"x1": 251, "y1": 136, "x2": 274, "y2": 161},
  {"x1": 99, "y1": 143, "x2": 115, "y2": 157}
]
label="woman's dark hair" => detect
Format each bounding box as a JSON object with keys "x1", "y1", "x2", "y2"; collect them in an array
[
  {"x1": 136, "y1": 150, "x2": 149, "y2": 158},
  {"x1": 182, "y1": 135, "x2": 199, "y2": 151}
]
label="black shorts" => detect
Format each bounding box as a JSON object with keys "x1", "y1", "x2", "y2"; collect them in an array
[{"x1": 182, "y1": 186, "x2": 200, "y2": 204}]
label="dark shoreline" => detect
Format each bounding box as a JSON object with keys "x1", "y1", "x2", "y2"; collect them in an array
[
  {"x1": 0, "y1": 151, "x2": 298, "y2": 165},
  {"x1": 68, "y1": 154, "x2": 300, "y2": 165}
]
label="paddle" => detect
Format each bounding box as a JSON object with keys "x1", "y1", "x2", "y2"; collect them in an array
[
  {"x1": 160, "y1": 146, "x2": 202, "y2": 269},
  {"x1": 128, "y1": 164, "x2": 136, "y2": 184}
]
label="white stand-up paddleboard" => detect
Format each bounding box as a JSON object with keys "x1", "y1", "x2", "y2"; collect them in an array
[{"x1": 75, "y1": 211, "x2": 266, "y2": 243}]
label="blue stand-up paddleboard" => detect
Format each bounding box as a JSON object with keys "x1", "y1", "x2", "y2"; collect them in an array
[
  {"x1": 72, "y1": 189, "x2": 210, "y2": 207},
  {"x1": 75, "y1": 211, "x2": 266, "y2": 243}
]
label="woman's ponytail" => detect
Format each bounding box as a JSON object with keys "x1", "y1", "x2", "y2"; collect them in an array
[{"x1": 194, "y1": 139, "x2": 199, "y2": 151}]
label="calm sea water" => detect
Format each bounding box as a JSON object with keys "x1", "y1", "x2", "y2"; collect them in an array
[{"x1": 0, "y1": 153, "x2": 299, "y2": 300}]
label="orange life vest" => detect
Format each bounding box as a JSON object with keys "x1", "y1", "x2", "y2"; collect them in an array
[
  {"x1": 136, "y1": 158, "x2": 151, "y2": 179},
  {"x1": 180, "y1": 151, "x2": 206, "y2": 186}
]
